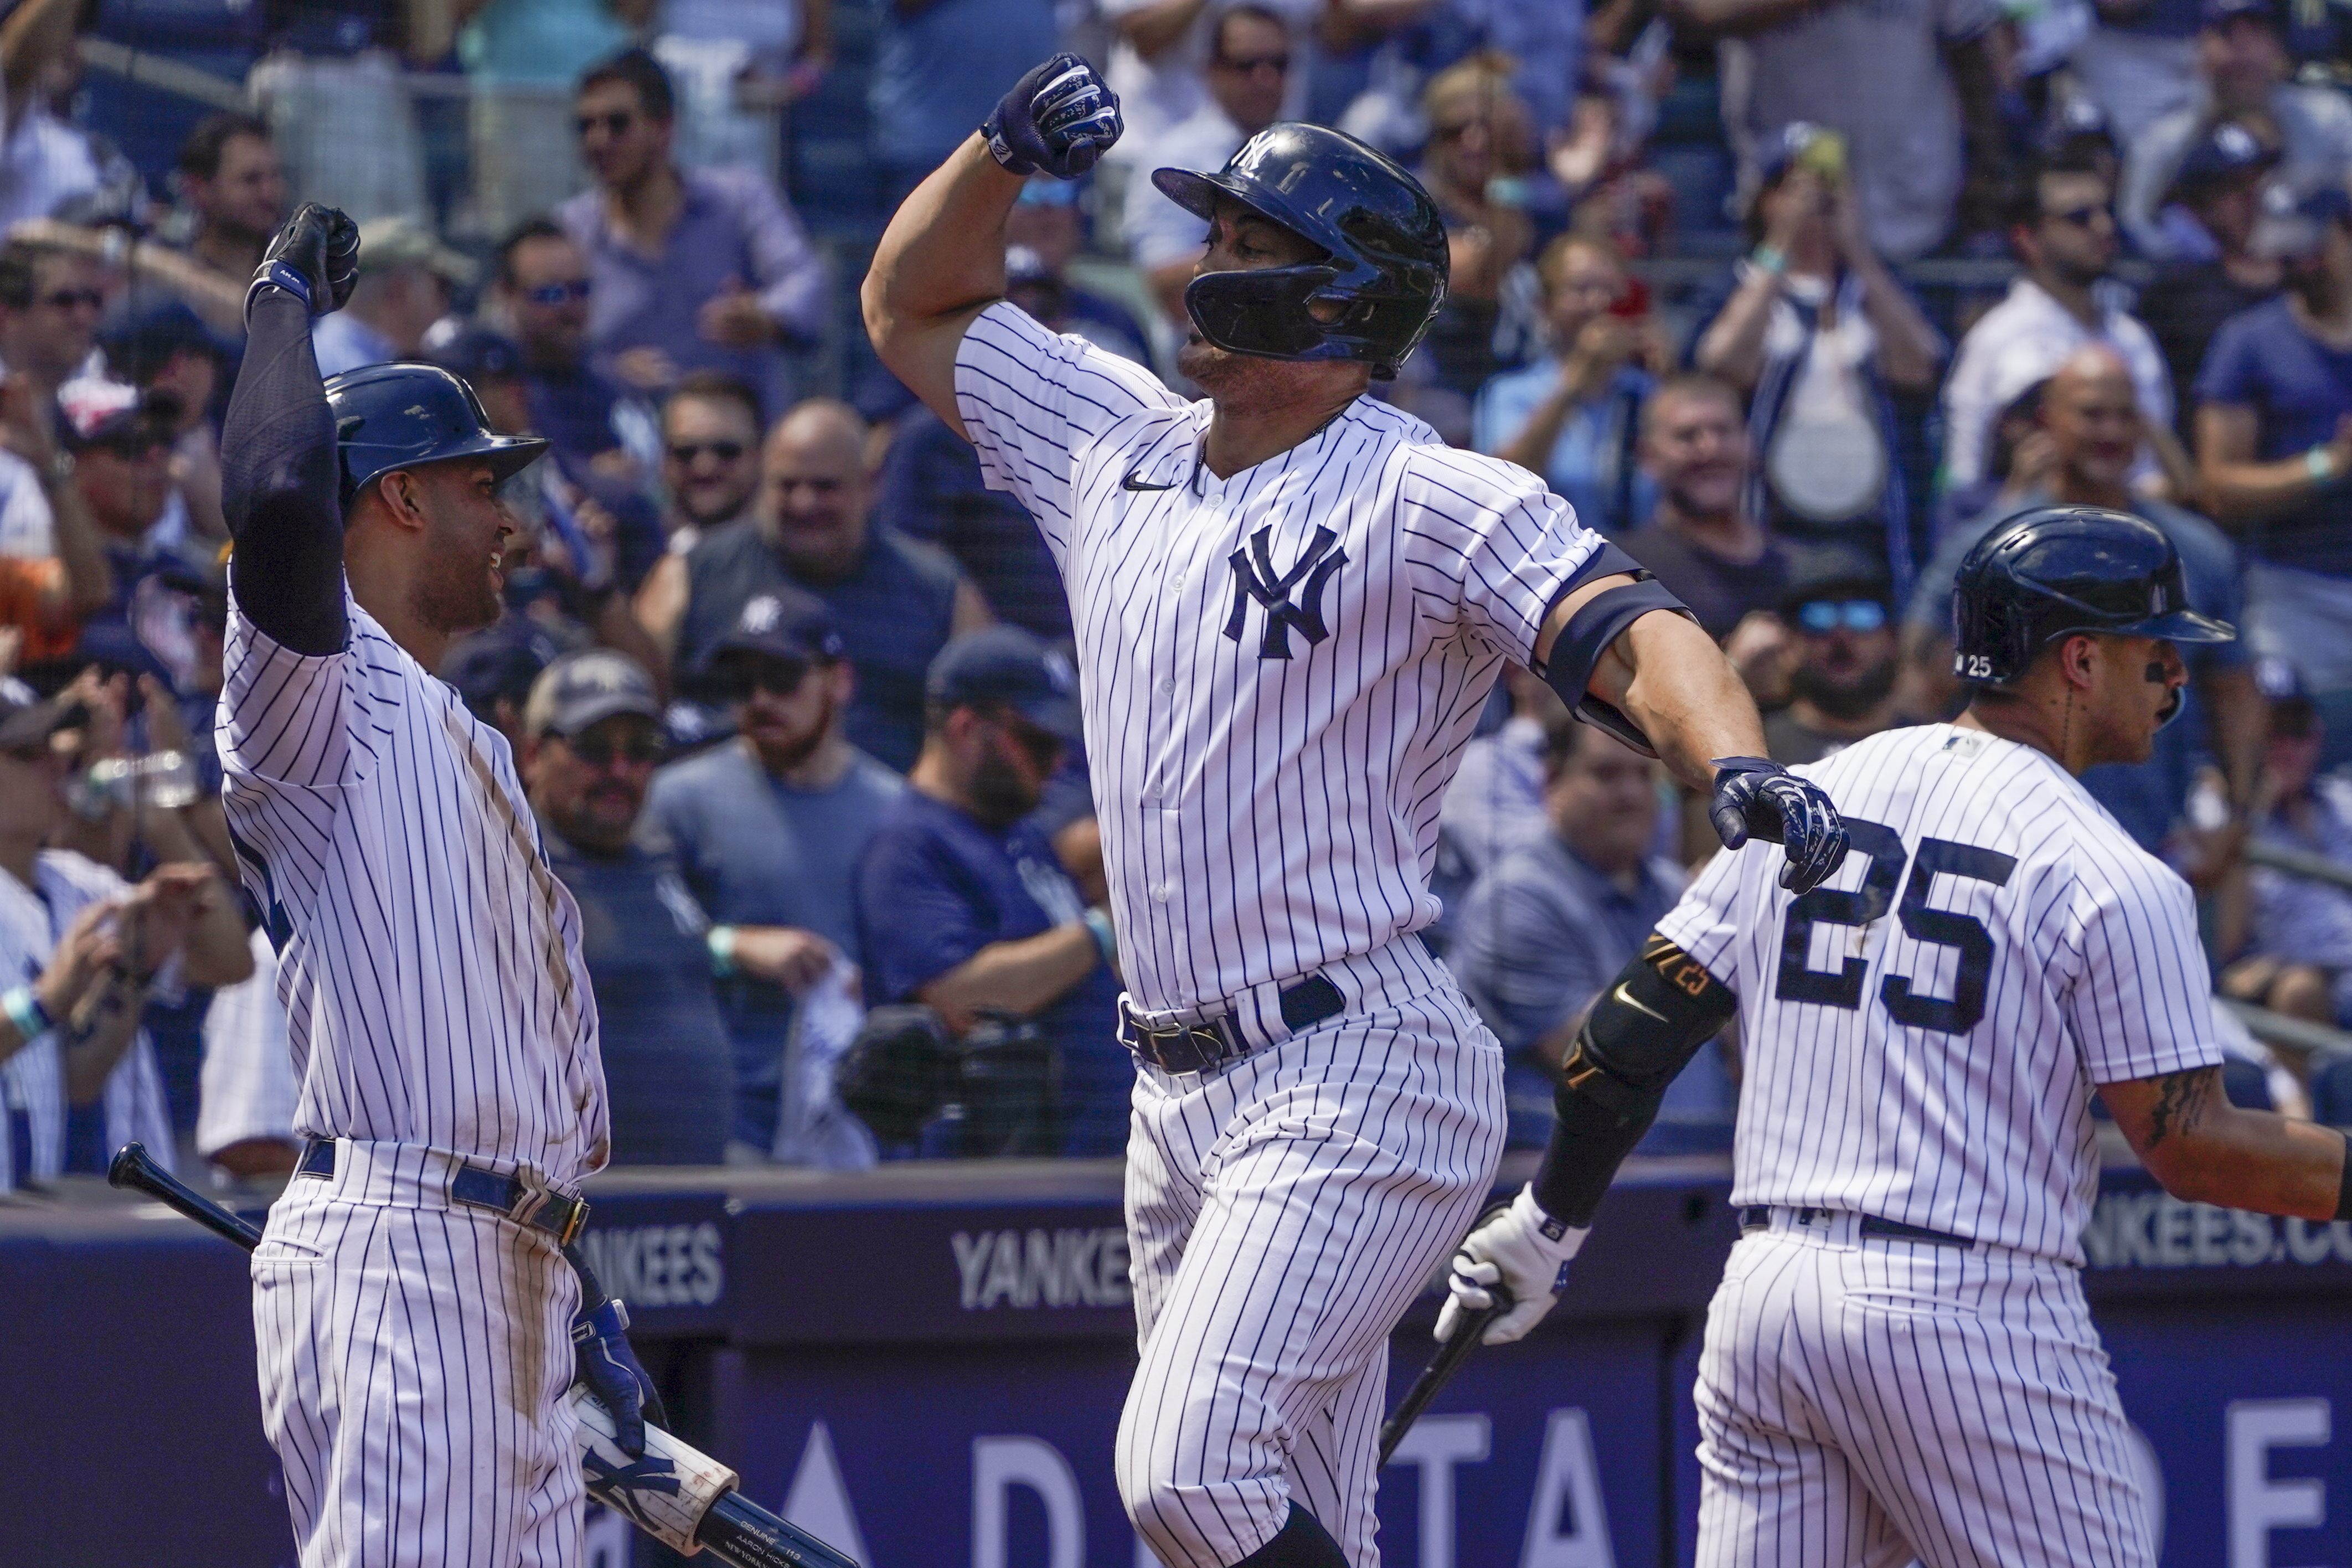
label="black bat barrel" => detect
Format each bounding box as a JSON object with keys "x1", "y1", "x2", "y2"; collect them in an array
[{"x1": 698, "y1": 1489, "x2": 862, "y2": 1568}]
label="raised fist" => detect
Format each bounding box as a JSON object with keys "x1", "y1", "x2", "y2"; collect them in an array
[
  {"x1": 245, "y1": 202, "x2": 360, "y2": 325},
  {"x1": 983, "y1": 53, "x2": 1122, "y2": 179}
]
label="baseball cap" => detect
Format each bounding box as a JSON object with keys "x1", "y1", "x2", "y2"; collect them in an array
[
  {"x1": 1778, "y1": 541, "x2": 1895, "y2": 618},
  {"x1": 2250, "y1": 182, "x2": 2352, "y2": 259},
  {"x1": 2201, "y1": 0, "x2": 2282, "y2": 25},
  {"x1": 2168, "y1": 120, "x2": 2281, "y2": 199},
  {"x1": 101, "y1": 301, "x2": 220, "y2": 385},
  {"x1": 2255, "y1": 656, "x2": 2313, "y2": 706},
  {"x1": 2040, "y1": 97, "x2": 2115, "y2": 160},
  {"x1": 357, "y1": 214, "x2": 478, "y2": 288},
  {"x1": 56, "y1": 376, "x2": 179, "y2": 451},
  {"x1": 707, "y1": 587, "x2": 845, "y2": 668},
  {"x1": 926, "y1": 626, "x2": 1082, "y2": 743},
  {"x1": 442, "y1": 617, "x2": 564, "y2": 722},
  {"x1": 423, "y1": 324, "x2": 526, "y2": 385},
  {"x1": 524, "y1": 648, "x2": 662, "y2": 739},
  {"x1": 0, "y1": 675, "x2": 81, "y2": 752}
]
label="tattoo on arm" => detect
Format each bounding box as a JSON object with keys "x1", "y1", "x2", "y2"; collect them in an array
[{"x1": 2146, "y1": 1066, "x2": 2217, "y2": 1148}]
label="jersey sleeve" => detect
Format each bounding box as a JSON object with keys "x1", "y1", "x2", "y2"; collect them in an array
[
  {"x1": 2063, "y1": 851, "x2": 2227, "y2": 1084},
  {"x1": 1654, "y1": 844, "x2": 1752, "y2": 985},
  {"x1": 1397, "y1": 448, "x2": 1608, "y2": 663},
  {"x1": 953, "y1": 300, "x2": 1187, "y2": 562}
]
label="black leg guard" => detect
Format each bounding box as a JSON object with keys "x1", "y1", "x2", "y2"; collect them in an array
[{"x1": 1229, "y1": 1504, "x2": 1349, "y2": 1568}]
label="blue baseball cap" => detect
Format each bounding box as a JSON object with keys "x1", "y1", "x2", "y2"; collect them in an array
[
  {"x1": 442, "y1": 617, "x2": 565, "y2": 721},
  {"x1": 2201, "y1": 0, "x2": 2281, "y2": 28},
  {"x1": 2251, "y1": 182, "x2": 2352, "y2": 258},
  {"x1": 2169, "y1": 120, "x2": 2280, "y2": 198},
  {"x1": 2255, "y1": 656, "x2": 2312, "y2": 706},
  {"x1": 926, "y1": 626, "x2": 1082, "y2": 743},
  {"x1": 706, "y1": 587, "x2": 846, "y2": 670},
  {"x1": 524, "y1": 648, "x2": 663, "y2": 739}
]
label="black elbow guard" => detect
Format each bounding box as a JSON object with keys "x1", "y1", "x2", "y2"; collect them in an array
[
  {"x1": 1531, "y1": 935, "x2": 1737, "y2": 1226},
  {"x1": 1539, "y1": 549, "x2": 1699, "y2": 760}
]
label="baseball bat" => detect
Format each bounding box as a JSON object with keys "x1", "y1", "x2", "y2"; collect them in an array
[
  {"x1": 1377, "y1": 1285, "x2": 1513, "y2": 1467},
  {"x1": 107, "y1": 1142, "x2": 858, "y2": 1568}
]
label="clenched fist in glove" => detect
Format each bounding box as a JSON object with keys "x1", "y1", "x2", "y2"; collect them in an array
[
  {"x1": 1435, "y1": 1187, "x2": 1589, "y2": 1348},
  {"x1": 1710, "y1": 756, "x2": 1848, "y2": 895},
  {"x1": 245, "y1": 202, "x2": 359, "y2": 326},
  {"x1": 571, "y1": 1295, "x2": 669, "y2": 1457},
  {"x1": 984, "y1": 53, "x2": 1122, "y2": 178}
]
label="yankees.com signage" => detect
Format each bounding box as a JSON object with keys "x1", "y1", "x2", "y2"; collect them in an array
[{"x1": 715, "y1": 1318, "x2": 1669, "y2": 1568}]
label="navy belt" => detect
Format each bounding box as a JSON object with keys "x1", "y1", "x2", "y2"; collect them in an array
[
  {"x1": 1118, "y1": 972, "x2": 1346, "y2": 1076},
  {"x1": 1739, "y1": 1204, "x2": 1972, "y2": 1249},
  {"x1": 298, "y1": 1137, "x2": 590, "y2": 1246}
]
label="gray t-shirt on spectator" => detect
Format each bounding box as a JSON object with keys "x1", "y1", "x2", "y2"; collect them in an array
[{"x1": 1726, "y1": 0, "x2": 2004, "y2": 261}]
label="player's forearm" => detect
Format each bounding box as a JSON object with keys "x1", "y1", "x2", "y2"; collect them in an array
[
  {"x1": 916, "y1": 922, "x2": 1101, "y2": 1034},
  {"x1": 1605, "y1": 611, "x2": 1772, "y2": 793},
  {"x1": 221, "y1": 292, "x2": 349, "y2": 655},
  {"x1": 2106, "y1": 1065, "x2": 2351, "y2": 1220},
  {"x1": 862, "y1": 137, "x2": 1018, "y2": 343}
]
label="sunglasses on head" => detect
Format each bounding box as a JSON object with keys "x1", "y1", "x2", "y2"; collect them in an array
[
  {"x1": 669, "y1": 440, "x2": 746, "y2": 465},
  {"x1": 523, "y1": 278, "x2": 592, "y2": 307},
  {"x1": 1796, "y1": 599, "x2": 1889, "y2": 635},
  {"x1": 576, "y1": 110, "x2": 636, "y2": 138},
  {"x1": 41, "y1": 288, "x2": 103, "y2": 312},
  {"x1": 563, "y1": 730, "x2": 665, "y2": 767}
]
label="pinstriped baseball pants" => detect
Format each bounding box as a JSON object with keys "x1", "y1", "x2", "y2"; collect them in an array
[
  {"x1": 1695, "y1": 1214, "x2": 2156, "y2": 1568},
  {"x1": 252, "y1": 1163, "x2": 584, "y2": 1568},
  {"x1": 1115, "y1": 951, "x2": 1508, "y2": 1568}
]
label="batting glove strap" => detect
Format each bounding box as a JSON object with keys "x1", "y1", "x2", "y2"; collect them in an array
[
  {"x1": 1436, "y1": 1186, "x2": 1589, "y2": 1348},
  {"x1": 983, "y1": 53, "x2": 1122, "y2": 179},
  {"x1": 246, "y1": 202, "x2": 361, "y2": 327},
  {"x1": 1709, "y1": 756, "x2": 1849, "y2": 895},
  {"x1": 571, "y1": 1297, "x2": 666, "y2": 1457}
]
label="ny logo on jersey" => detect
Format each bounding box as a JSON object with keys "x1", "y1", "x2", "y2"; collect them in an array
[{"x1": 1224, "y1": 525, "x2": 1347, "y2": 660}]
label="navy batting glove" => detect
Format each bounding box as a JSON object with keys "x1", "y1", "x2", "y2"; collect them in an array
[
  {"x1": 245, "y1": 202, "x2": 359, "y2": 326},
  {"x1": 1710, "y1": 757, "x2": 1849, "y2": 895},
  {"x1": 983, "y1": 53, "x2": 1122, "y2": 178},
  {"x1": 571, "y1": 1297, "x2": 668, "y2": 1457}
]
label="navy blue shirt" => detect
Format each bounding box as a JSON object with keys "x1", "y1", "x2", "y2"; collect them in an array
[
  {"x1": 876, "y1": 403, "x2": 1071, "y2": 639},
  {"x1": 2193, "y1": 296, "x2": 2352, "y2": 577},
  {"x1": 853, "y1": 790, "x2": 1127, "y2": 1157},
  {"x1": 541, "y1": 824, "x2": 734, "y2": 1164}
]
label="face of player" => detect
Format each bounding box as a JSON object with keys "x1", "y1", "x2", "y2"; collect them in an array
[
  {"x1": 2042, "y1": 362, "x2": 2139, "y2": 492},
  {"x1": 732, "y1": 651, "x2": 847, "y2": 776},
  {"x1": 196, "y1": 133, "x2": 288, "y2": 244},
  {"x1": 663, "y1": 395, "x2": 762, "y2": 528},
  {"x1": 576, "y1": 79, "x2": 672, "y2": 192},
  {"x1": 1545, "y1": 729, "x2": 1657, "y2": 874},
  {"x1": 2073, "y1": 632, "x2": 2186, "y2": 766},
  {"x1": 1642, "y1": 387, "x2": 1751, "y2": 519},
  {"x1": 73, "y1": 428, "x2": 175, "y2": 539},
  {"x1": 504, "y1": 236, "x2": 593, "y2": 367},
  {"x1": 2, "y1": 254, "x2": 105, "y2": 383},
  {"x1": 529, "y1": 712, "x2": 661, "y2": 854},
  {"x1": 404, "y1": 459, "x2": 517, "y2": 637},
  {"x1": 1177, "y1": 199, "x2": 1359, "y2": 400},
  {"x1": 759, "y1": 413, "x2": 872, "y2": 579}
]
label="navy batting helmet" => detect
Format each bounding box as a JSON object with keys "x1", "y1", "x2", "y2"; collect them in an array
[
  {"x1": 323, "y1": 361, "x2": 546, "y2": 510},
  {"x1": 1951, "y1": 506, "x2": 2234, "y2": 685},
  {"x1": 1152, "y1": 122, "x2": 1448, "y2": 378}
]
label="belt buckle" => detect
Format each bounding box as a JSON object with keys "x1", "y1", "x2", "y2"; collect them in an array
[{"x1": 553, "y1": 1194, "x2": 590, "y2": 1246}]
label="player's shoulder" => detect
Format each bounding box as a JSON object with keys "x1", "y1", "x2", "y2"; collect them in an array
[
  {"x1": 1799, "y1": 723, "x2": 2137, "y2": 859},
  {"x1": 1390, "y1": 420, "x2": 1574, "y2": 522}
]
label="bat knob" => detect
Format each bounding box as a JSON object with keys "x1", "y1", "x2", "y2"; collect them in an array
[{"x1": 107, "y1": 1142, "x2": 148, "y2": 1190}]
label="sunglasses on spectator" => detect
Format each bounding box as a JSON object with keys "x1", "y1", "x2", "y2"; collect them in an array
[
  {"x1": 41, "y1": 288, "x2": 104, "y2": 312},
  {"x1": 1432, "y1": 120, "x2": 1487, "y2": 142},
  {"x1": 576, "y1": 110, "x2": 636, "y2": 138},
  {"x1": 1795, "y1": 599, "x2": 1889, "y2": 635},
  {"x1": 1018, "y1": 180, "x2": 1084, "y2": 207},
  {"x1": 669, "y1": 440, "x2": 747, "y2": 465},
  {"x1": 1214, "y1": 52, "x2": 1290, "y2": 74},
  {"x1": 733, "y1": 653, "x2": 816, "y2": 698},
  {"x1": 2046, "y1": 204, "x2": 2111, "y2": 228},
  {"x1": 523, "y1": 279, "x2": 592, "y2": 307},
  {"x1": 561, "y1": 731, "x2": 665, "y2": 767}
]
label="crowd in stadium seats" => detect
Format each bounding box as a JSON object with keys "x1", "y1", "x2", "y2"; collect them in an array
[{"x1": 2, "y1": 0, "x2": 2351, "y2": 1187}]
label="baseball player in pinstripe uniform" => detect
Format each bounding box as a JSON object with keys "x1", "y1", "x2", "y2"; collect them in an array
[
  {"x1": 216, "y1": 204, "x2": 662, "y2": 1568},
  {"x1": 1446, "y1": 506, "x2": 2352, "y2": 1567},
  {"x1": 864, "y1": 55, "x2": 1848, "y2": 1568}
]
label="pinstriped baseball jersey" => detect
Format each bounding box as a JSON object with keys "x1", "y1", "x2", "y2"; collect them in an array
[
  {"x1": 1658, "y1": 721, "x2": 2221, "y2": 1264},
  {"x1": 218, "y1": 588, "x2": 609, "y2": 1188},
  {"x1": 955, "y1": 302, "x2": 1607, "y2": 1016},
  {"x1": 0, "y1": 849, "x2": 175, "y2": 1190}
]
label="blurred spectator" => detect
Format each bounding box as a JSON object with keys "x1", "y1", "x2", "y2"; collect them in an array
[
  {"x1": 649, "y1": 398, "x2": 989, "y2": 770},
  {"x1": 1913, "y1": 343, "x2": 2261, "y2": 850},
  {"x1": 642, "y1": 589, "x2": 903, "y2": 1148},
  {"x1": 1933, "y1": 375, "x2": 2049, "y2": 544},
  {"x1": 559, "y1": 48, "x2": 827, "y2": 416},
  {"x1": 53, "y1": 380, "x2": 218, "y2": 688},
  {"x1": 2072, "y1": 0, "x2": 2203, "y2": 152},
  {"x1": 1691, "y1": 127, "x2": 1945, "y2": 587},
  {"x1": 1124, "y1": 4, "x2": 1293, "y2": 324},
  {"x1": 878, "y1": 399, "x2": 1071, "y2": 641},
  {"x1": 2121, "y1": 0, "x2": 2352, "y2": 259},
  {"x1": 311, "y1": 216, "x2": 475, "y2": 378},
  {"x1": 1616, "y1": 373, "x2": 1791, "y2": 639},
  {"x1": 443, "y1": 613, "x2": 569, "y2": 747},
  {"x1": 1674, "y1": 0, "x2": 2009, "y2": 262},
  {"x1": 1942, "y1": 161, "x2": 2173, "y2": 495},
  {"x1": 1098, "y1": 0, "x2": 1315, "y2": 162},
  {"x1": 196, "y1": 930, "x2": 299, "y2": 1182},
  {"x1": 1005, "y1": 177, "x2": 1151, "y2": 355},
  {"x1": 0, "y1": 374, "x2": 107, "y2": 666},
  {"x1": 1438, "y1": 663, "x2": 1562, "y2": 889},
  {"x1": 0, "y1": 0, "x2": 117, "y2": 229},
  {"x1": 102, "y1": 305, "x2": 228, "y2": 548},
  {"x1": 1414, "y1": 53, "x2": 1539, "y2": 400},
  {"x1": 2136, "y1": 119, "x2": 2283, "y2": 432},
  {"x1": 853, "y1": 627, "x2": 1125, "y2": 1157},
  {"x1": 0, "y1": 675, "x2": 251, "y2": 1190},
  {"x1": 2195, "y1": 185, "x2": 2352, "y2": 742},
  {"x1": 1760, "y1": 544, "x2": 1901, "y2": 765},
  {"x1": 1448, "y1": 709, "x2": 1724, "y2": 1151},
  {"x1": 656, "y1": 371, "x2": 765, "y2": 554},
  {"x1": 522, "y1": 649, "x2": 737, "y2": 1163},
  {"x1": 869, "y1": 0, "x2": 1055, "y2": 207},
  {"x1": 1004, "y1": 246, "x2": 1151, "y2": 368},
  {"x1": 2207, "y1": 658, "x2": 2352, "y2": 1028},
  {"x1": 654, "y1": 0, "x2": 832, "y2": 175},
  {"x1": 0, "y1": 238, "x2": 101, "y2": 411},
  {"x1": 1473, "y1": 234, "x2": 1659, "y2": 537},
  {"x1": 456, "y1": 0, "x2": 636, "y2": 239}
]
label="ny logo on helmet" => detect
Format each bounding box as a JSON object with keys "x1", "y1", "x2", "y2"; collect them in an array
[{"x1": 1224, "y1": 525, "x2": 1346, "y2": 659}]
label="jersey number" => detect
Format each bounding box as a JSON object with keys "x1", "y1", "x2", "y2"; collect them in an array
[{"x1": 1772, "y1": 818, "x2": 2017, "y2": 1034}]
